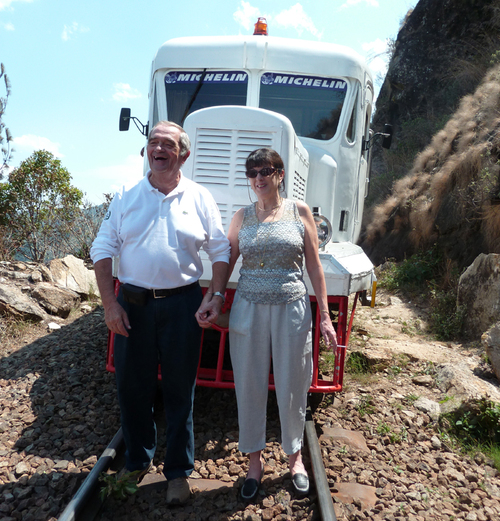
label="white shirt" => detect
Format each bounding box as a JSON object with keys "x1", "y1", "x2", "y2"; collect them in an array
[{"x1": 90, "y1": 172, "x2": 230, "y2": 289}]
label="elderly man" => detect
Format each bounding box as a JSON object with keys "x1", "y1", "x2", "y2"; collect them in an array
[{"x1": 91, "y1": 121, "x2": 230, "y2": 505}]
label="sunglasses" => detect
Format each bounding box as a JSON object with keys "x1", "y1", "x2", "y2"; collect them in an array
[{"x1": 245, "y1": 167, "x2": 281, "y2": 178}]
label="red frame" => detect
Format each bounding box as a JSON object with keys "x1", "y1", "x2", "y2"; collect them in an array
[{"x1": 106, "y1": 281, "x2": 359, "y2": 394}]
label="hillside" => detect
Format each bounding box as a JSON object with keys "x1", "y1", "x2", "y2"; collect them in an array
[{"x1": 363, "y1": 0, "x2": 500, "y2": 269}]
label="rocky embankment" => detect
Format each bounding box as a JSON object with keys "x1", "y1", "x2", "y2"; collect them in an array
[{"x1": 0, "y1": 267, "x2": 500, "y2": 520}]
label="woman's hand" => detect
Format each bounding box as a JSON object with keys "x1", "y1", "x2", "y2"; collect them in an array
[
  {"x1": 320, "y1": 315, "x2": 337, "y2": 349},
  {"x1": 196, "y1": 296, "x2": 223, "y2": 328}
]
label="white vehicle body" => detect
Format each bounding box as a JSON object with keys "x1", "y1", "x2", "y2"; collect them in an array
[{"x1": 141, "y1": 31, "x2": 377, "y2": 296}]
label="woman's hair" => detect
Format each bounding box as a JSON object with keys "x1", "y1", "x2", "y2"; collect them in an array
[{"x1": 245, "y1": 148, "x2": 284, "y2": 171}]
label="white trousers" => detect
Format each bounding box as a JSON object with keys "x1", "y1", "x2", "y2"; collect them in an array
[{"x1": 229, "y1": 292, "x2": 313, "y2": 455}]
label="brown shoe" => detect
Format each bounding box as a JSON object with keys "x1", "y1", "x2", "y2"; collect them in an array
[
  {"x1": 117, "y1": 460, "x2": 152, "y2": 484},
  {"x1": 166, "y1": 476, "x2": 191, "y2": 505}
]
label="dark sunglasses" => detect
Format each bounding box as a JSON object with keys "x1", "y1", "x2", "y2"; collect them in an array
[{"x1": 245, "y1": 167, "x2": 281, "y2": 178}]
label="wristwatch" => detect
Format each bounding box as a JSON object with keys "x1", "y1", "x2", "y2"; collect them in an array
[{"x1": 212, "y1": 291, "x2": 225, "y2": 304}]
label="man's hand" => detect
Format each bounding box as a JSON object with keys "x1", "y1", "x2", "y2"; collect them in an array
[
  {"x1": 94, "y1": 258, "x2": 131, "y2": 337},
  {"x1": 104, "y1": 300, "x2": 131, "y2": 337}
]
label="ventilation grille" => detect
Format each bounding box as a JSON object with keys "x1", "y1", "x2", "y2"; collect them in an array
[
  {"x1": 192, "y1": 128, "x2": 275, "y2": 187},
  {"x1": 292, "y1": 171, "x2": 306, "y2": 201},
  {"x1": 192, "y1": 128, "x2": 277, "y2": 232}
]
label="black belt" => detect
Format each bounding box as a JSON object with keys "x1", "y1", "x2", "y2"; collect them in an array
[
  {"x1": 121, "y1": 281, "x2": 198, "y2": 306},
  {"x1": 147, "y1": 281, "x2": 199, "y2": 299}
]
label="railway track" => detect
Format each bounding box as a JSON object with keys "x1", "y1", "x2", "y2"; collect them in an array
[{"x1": 58, "y1": 395, "x2": 338, "y2": 521}]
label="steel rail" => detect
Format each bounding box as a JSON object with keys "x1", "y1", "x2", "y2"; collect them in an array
[
  {"x1": 305, "y1": 406, "x2": 337, "y2": 521},
  {"x1": 59, "y1": 408, "x2": 336, "y2": 521},
  {"x1": 58, "y1": 428, "x2": 124, "y2": 521}
]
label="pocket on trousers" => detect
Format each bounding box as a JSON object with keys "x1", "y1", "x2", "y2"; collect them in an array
[
  {"x1": 286, "y1": 297, "x2": 312, "y2": 337},
  {"x1": 228, "y1": 292, "x2": 251, "y2": 336}
]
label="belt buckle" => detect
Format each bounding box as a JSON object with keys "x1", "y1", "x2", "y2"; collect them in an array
[{"x1": 152, "y1": 289, "x2": 166, "y2": 299}]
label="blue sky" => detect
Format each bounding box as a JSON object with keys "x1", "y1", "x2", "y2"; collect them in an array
[{"x1": 1, "y1": 0, "x2": 417, "y2": 204}]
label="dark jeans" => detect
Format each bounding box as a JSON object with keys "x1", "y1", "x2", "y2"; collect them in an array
[{"x1": 114, "y1": 283, "x2": 202, "y2": 480}]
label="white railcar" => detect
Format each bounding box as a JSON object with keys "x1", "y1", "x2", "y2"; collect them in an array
[{"x1": 115, "y1": 19, "x2": 392, "y2": 392}]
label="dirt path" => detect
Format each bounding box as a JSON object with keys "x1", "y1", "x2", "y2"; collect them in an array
[{"x1": 350, "y1": 288, "x2": 483, "y2": 367}]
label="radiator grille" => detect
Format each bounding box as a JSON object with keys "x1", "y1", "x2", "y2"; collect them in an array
[
  {"x1": 193, "y1": 128, "x2": 275, "y2": 188},
  {"x1": 192, "y1": 128, "x2": 277, "y2": 232}
]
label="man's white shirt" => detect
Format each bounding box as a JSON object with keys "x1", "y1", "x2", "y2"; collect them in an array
[{"x1": 90, "y1": 172, "x2": 230, "y2": 289}]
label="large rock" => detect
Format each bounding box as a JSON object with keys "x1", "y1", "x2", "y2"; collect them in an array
[
  {"x1": 482, "y1": 322, "x2": 500, "y2": 382},
  {"x1": 48, "y1": 255, "x2": 99, "y2": 298},
  {"x1": 457, "y1": 253, "x2": 500, "y2": 340},
  {"x1": 435, "y1": 362, "x2": 500, "y2": 415},
  {"x1": 31, "y1": 282, "x2": 80, "y2": 318},
  {"x1": 0, "y1": 283, "x2": 47, "y2": 322}
]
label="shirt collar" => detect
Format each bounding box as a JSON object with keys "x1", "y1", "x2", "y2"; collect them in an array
[{"x1": 145, "y1": 170, "x2": 186, "y2": 197}]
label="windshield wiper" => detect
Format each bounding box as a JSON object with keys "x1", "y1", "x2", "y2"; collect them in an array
[{"x1": 180, "y1": 69, "x2": 207, "y2": 125}]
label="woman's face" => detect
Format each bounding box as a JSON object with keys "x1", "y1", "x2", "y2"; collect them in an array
[{"x1": 248, "y1": 163, "x2": 284, "y2": 198}]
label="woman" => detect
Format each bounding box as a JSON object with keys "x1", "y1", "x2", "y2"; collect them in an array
[{"x1": 197, "y1": 148, "x2": 337, "y2": 500}]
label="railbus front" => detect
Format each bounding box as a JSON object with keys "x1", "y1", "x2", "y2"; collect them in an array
[{"x1": 110, "y1": 19, "x2": 391, "y2": 395}]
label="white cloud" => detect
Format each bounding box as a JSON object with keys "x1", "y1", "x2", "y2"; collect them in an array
[
  {"x1": 112, "y1": 83, "x2": 142, "y2": 102},
  {"x1": 13, "y1": 134, "x2": 63, "y2": 159},
  {"x1": 2, "y1": 22, "x2": 14, "y2": 30},
  {"x1": 233, "y1": 1, "x2": 321, "y2": 39},
  {"x1": 274, "y1": 3, "x2": 321, "y2": 38},
  {"x1": 363, "y1": 38, "x2": 390, "y2": 79},
  {"x1": 340, "y1": 0, "x2": 379, "y2": 8},
  {"x1": 62, "y1": 22, "x2": 90, "y2": 41},
  {"x1": 0, "y1": 0, "x2": 33, "y2": 11},
  {"x1": 233, "y1": 1, "x2": 261, "y2": 31}
]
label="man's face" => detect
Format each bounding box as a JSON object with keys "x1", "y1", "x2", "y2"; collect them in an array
[{"x1": 147, "y1": 124, "x2": 189, "y2": 177}]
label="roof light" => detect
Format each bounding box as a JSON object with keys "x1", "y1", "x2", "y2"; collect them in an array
[{"x1": 253, "y1": 17, "x2": 268, "y2": 36}]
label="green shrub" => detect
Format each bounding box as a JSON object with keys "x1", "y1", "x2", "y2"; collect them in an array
[
  {"x1": 346, "y1": 351, "x2": 371, "y2": 374},
  {"x1": 442, "y1": 399, "x2": 500, "y2": 445},
  {"x1": 377, "y1": 247, "x2": 464, "y2": 341}
]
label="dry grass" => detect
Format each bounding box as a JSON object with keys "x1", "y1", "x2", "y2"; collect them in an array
[{"x1": 365, "y1": 62, "x2": 500, "y2": 262}]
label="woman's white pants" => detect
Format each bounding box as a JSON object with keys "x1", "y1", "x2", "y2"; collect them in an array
[{"x1": 229, "y1": 292, "x2": 313, "y2": 455}]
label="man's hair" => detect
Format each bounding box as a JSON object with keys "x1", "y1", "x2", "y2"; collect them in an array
[
  {"x1": 245, "y1": 148, "x2": 284, "y2": 171},
  {"x1": 149, "y1": 121, "x2": 191, "y2": 158}
]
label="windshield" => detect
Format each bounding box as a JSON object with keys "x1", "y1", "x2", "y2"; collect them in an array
[
  {"x1": 164, "y1": 70, "x2": 248, "y2": 124},
  {"x1": 259, "y1": 73, "x2": 347, "y2": 140}
]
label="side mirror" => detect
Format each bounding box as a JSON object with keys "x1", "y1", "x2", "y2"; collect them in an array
[
  {"x1": 119, "y1": 108, "x2": 131, "y2": 131},
  {"x1": 382, "y1": 124, "x2": 393, "y2": 149}
]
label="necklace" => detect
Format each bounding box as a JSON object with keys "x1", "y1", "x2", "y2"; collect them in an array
[
  {"x1": 257, "y1": 201, "x2": 281, "y2": 211},
  {"x1": 256, "y1": 198, "x2": 283, "y2": 268}
]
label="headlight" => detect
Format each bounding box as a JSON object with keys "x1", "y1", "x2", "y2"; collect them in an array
[{"x1": 313, "y1": 214, "x2": 332, "y2": 248}]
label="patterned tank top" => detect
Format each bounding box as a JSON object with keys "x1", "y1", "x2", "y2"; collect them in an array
[{"x1": 237, "y1": 198, "x2": 307, "y2": 304}]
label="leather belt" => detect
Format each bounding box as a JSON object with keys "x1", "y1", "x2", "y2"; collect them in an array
[{"x1": 148, "y1": 281, "x2": 198, "y2": 299}]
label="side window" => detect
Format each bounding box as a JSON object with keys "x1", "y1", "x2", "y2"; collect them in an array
[
  {"x1": 346, "y1": 88, "x2": 359, "y2": 144},
  {"x1": 362, "y1": 110, "x2": 371, "y2": 160},
  {"x1": 152, "y1": 82, "x2": 159, "y2": 128}
]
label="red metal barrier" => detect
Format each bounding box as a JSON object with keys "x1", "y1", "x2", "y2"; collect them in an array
[{"x1": 106, "y1": 281, "x2": 357, "y2": 394}]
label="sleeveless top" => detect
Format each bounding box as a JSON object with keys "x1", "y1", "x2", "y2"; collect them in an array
[{"x1": 237, "y1": 198, "x2": 307, "y2": 304}]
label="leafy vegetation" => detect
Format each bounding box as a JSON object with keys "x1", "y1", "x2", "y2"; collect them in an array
[
  {"x1": 345, "y1": 351, "x2": 371, "y2": 375},
  {"x1": 0, "y1": 150, "x2": 83, "y2": 262},
  {"x1": 99, "y1": 472, "x2": 140, "y2": 500},
  {"x1": 440, "y1": 399, "x2": 500, "y2": 471},
  {"x1": 355, "y1": 395, "x2": 375, "y2": 417},
  {"x1": 0, "y1": 150, "x2": 111, "y2": 263},
  {"x1": 442, "y1": 399, "x2": 500, "y2": 445},
  {"x1": 376, "y1": 247, "x2": 466, "y2": 340}
]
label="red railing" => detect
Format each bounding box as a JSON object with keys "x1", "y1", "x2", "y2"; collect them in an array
[{"x1": 106, "y1": 281, "x2": 358, "y2": 394}]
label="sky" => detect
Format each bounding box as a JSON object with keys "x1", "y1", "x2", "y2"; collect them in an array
[{"x1": 1, "y1": 0, "x2": 417, "y2": 205}]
